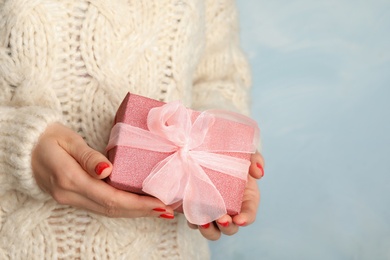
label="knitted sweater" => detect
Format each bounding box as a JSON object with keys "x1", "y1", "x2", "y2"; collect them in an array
[{"x1": 0, "y1": 0, "x2": 251, "y2": 259}]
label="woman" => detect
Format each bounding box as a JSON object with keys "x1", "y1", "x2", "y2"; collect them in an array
[{"x1": 0, "y1": 0, "x2": 264, "y2": 258}]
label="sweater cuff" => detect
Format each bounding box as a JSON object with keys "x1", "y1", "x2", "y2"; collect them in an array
[{"x1": 0, "y1": 106, "x2": 61, "y2": 200}]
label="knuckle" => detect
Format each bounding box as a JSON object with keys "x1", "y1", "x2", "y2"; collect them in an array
[
  {"x1": 102, "y1": 197, "x2": 119, "y2": 218},
  {"x1": 247, "y1": 185, "x2": 260, "y2": 202},
  {"x1": 51, "y1": 190, "x2": 69, "y2": 205},
  {"x1": 51, "y1": 170, "x2": 78, "y2": 191},
  {"x1": 253, "y1": 190, "x2": 260, "y2": 202},
  {"x1": 61, "y1": 132, "x2": 83, "y2": 150},
  {"x1": 79, "y1": 149, "x2": 96, "y2": 171},
  {"x1": 67, "y1": 133, "x2": 84, "y2": 144}
]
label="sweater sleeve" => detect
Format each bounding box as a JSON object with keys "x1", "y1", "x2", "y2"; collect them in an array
[
  {"x1": 0, "y1": 48, "x2": 62, "y2": 200},
  {"x1": 192, "y1": 0, "x2": 252, "y2": 115}
]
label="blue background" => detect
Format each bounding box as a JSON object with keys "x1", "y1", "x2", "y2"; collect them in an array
[{"x1": 210, "y1": 1, "x2": 390, "y2": 259}]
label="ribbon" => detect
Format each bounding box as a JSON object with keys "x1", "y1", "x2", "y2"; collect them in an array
[{"x1": 106, "y1": 101, "x2": 258, "y2": 225}]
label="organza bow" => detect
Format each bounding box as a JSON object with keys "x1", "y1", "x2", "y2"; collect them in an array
[{"x1": 107, "y1": 101, "x2": 258, "y2": 225}]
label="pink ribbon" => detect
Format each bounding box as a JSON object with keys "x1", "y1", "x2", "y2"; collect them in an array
[{"x1": 107, "y1": 101, "x2": 258, "y2": 225}]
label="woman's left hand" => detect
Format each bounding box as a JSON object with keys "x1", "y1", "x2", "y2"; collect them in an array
[{"x1": 187, "y1": 151, "x2": 264, "y2": 240}]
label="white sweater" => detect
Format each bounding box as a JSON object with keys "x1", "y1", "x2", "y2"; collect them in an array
[{"x1": 0, "y1": 0, "x2": 252, "y2": 259}]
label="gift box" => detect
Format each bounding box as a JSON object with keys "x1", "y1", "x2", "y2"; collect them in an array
[{"x1": 106, "y1": 92, "x2": 259, "y2": 225}]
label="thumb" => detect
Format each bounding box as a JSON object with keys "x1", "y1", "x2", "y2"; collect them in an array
[{"x1": 67, "y1": 136, "x2": 112, "y2": 179}]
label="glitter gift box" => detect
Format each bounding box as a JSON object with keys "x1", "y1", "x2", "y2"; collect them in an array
[{"x1": 106, "y1": 92, "x2": 259, "y2": 225}]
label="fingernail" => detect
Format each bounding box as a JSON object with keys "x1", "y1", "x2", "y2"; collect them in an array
[
  {"x1": 153, "y1": 208, "x2": 166, "y2": 212},
  {"x1": 159, "y1": 213, "x2": 174, "y2": 219},
  {"x1": 256, "y1": 163, "x2": 264, "y2": 177},
  {"x1": 218, "y1": 221, "x2": 230, "y2": 227},
  {"x1": 237, "y1": 222, "x2": 247, "y2": 227},
  {"x1": 217, "y1": 221, "x2": 229, "y2": 227},
  {"x1": 200, "y1": 223, "x2": 210, "y2": 229},
  {"x1": 95, "y1": 162, "x2": 110, "y2": 175}
]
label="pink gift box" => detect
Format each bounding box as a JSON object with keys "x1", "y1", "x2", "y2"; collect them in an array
[{"x1": 106, "y1": 92, "x2": 258, "y2": 219}]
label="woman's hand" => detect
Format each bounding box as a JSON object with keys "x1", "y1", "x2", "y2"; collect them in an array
[
  {"x1": 187, "y1": 151, "x2": 264, "y2": 240},
  {"x1": 31, "y1": 123, "x2": 174, "y2": 219}
]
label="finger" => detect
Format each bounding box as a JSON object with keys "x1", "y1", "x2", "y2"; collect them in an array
[
  {"x1": 197, "y1": 222, "x2": 221, "y2": 241},
  {"x1": 249, "y1": 151, "x2": 264, "y2": 179},
  {"x1": 42, "y1": 141, "x2": 174, "y2": 218},
  {"x1": 49, "y1": 189, "x2": 109, "y2": 214},
  {"x1": 215, "y1": 215, "x2": 238, "y2": 236},
  {"x1": 49, "y1": 188, "x2": 169, "y2": 219},
  {"x1": 56, "y1": 169, "x2": 175, "y2": 219},
  {"x1": 65, "y1": 134, "x2": 112, "y2": 179},
  {"x1": 233, "y1": 176, "x2": 261, "y2": 226},
  {"x1": 47, "y1": 163, "x2": 175, "y2": 219},
  {"x1": 76, "y1": 171, "x2": 175, "y2": 218},
  {"x1": 187, "y1": 221, "x2": 198, "y2": 230}
]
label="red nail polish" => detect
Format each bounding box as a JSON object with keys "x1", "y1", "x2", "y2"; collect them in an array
[
  {"x1": 256, "y1": 163, "x2": 264, "y2": 177},
  {"x1": 237, "y1": 222, "x2": 247, "y2": 227},
  {"x1": 200, "y1": 223, "x2": 210, "y2": 229},
  {"x1": 217, "y1": 221, "x2": 229, "y2": 227},
  {"x1": 153, "y1": 208, "x2": 166, "y2": 212},
  {"x1": 95, "y1": 162, "x2": 110, "y2": 175},
  {"x1": 159, "y1": 213, "x2": 174, "y2": 219}
]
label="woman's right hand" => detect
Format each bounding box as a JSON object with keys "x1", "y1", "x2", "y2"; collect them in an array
[{"x1": 31, "y1": 123, "x2": 174, "y2": 219}]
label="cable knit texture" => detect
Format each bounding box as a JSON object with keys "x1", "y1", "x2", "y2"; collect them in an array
[{"x1": 0, "y1": 0, "x2": 251, "y2": 259}]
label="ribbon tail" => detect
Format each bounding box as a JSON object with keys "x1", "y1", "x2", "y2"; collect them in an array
[
  {"x1": 142, "y1": 153, "x2": 188, "y2": 205},
  {"x1": 182, "y1": 163, "x2": 227, "y2": 225}
]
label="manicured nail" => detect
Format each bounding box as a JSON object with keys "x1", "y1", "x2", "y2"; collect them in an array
[
  {"x1": 217, "y1": 221, "x2": 229, "y2": 227},
  {"x1": 153, "y1": 208, "x2": 166, "y2": 212},
  {"x1": 237, "y1": 222, "x2": 247, "y2": 227},
  {"x1": 95, "y1": 162, "x2": 110, "y2": 175},
  {"x1": 159, "y1": 213, "x2": 174, "y2": 219},
  {"x1": 256, "y1": 162, "x2": 264, "y2": 177},
  {"x1": 200, "y1": 223, "x2": 210, "y2": 229}
]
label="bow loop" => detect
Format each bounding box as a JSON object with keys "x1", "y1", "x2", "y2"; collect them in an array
[{"x1": 147, "y1": 101, "x2": 192, "y2": 145}]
